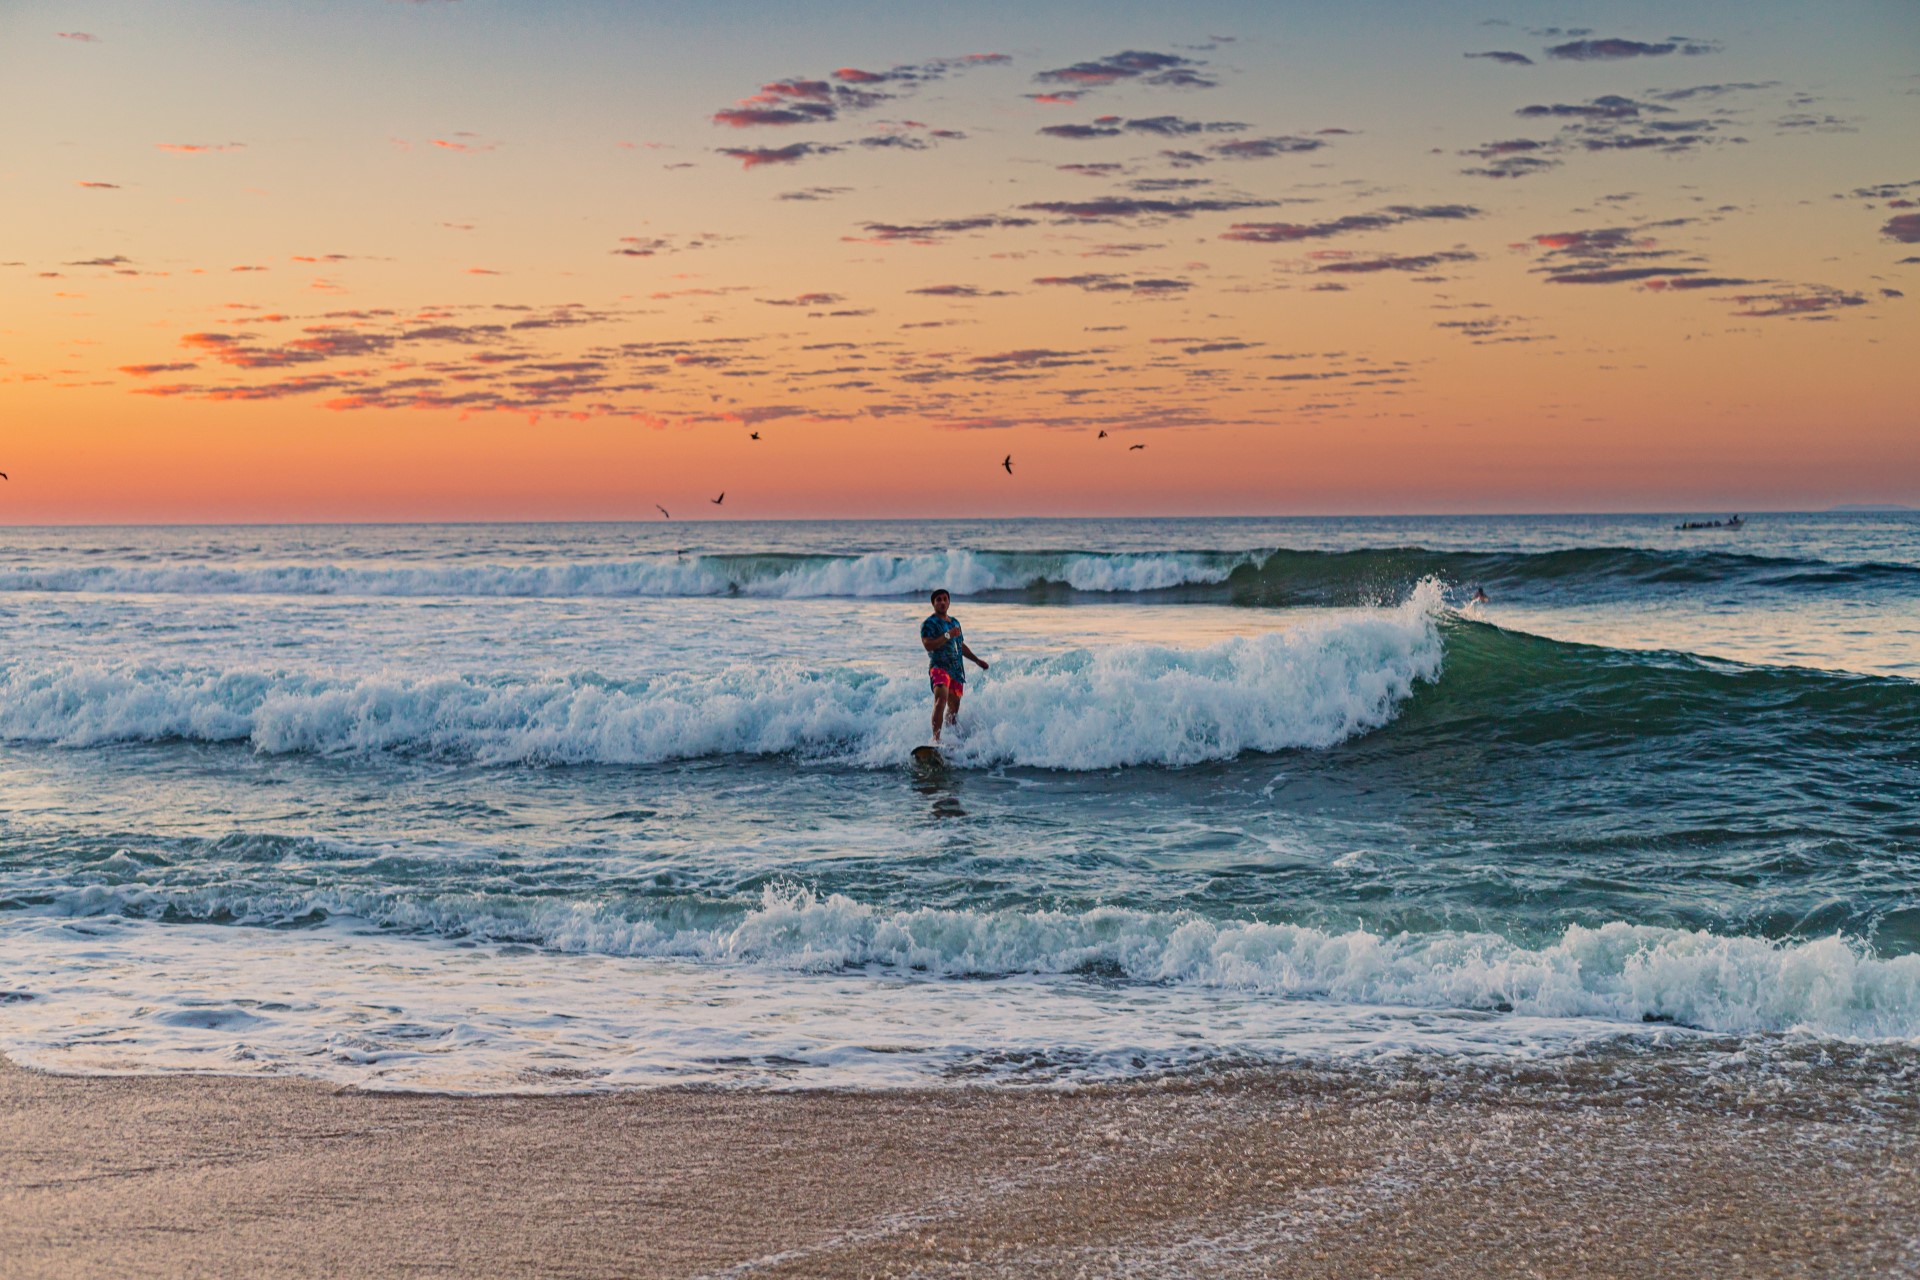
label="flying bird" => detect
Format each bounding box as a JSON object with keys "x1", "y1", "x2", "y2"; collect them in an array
[
  {"x1": 711, "y1": 492, "x2": 725, "y2": 505},
  {"x1": 655, "y1": 504, "x2": 670, "y2": 519},
  {"x1": 0, "y1": 472, "x2": 8, "y2": 480},
  {"x1": 749, "y1": 432, "x2": 760, "y2": 440},
  {"x1": 1097, "y1": 430, "x2": 1107, "y2": 439},
  {"x1": 1001, "y1": 455, "x2": 1013, "y2": 474},
  {"x1": 1129, "y1": 444, "x2": 1146, "y2": 451}
]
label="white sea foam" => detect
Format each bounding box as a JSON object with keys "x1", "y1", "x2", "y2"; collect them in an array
[
  {"x1": 0, "y1": 549, "x2": 1253, "y2": 600},
  {"x1": 17, "y1": 880, "x2": 1920, "y2": 1067},
  {"x1": 0, "y1": 584, "x2": 1444, "y2": 768}
]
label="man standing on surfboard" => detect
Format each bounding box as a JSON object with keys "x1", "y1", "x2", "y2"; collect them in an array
[{"x1": 921, "y1": 588, "x2": 988, "y2": 744}]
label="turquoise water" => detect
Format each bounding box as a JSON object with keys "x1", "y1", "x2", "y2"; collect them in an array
[{"x1": 0, "y1": 515, "x2": 1915, "y2": 1089}]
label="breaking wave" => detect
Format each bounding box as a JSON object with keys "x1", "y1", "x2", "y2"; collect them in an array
[
  {"x1": 0, "y1": 545, "x2": 1911, "y2": 603},
  {"x1": 0, "y1": 583, "x2": 1446, "y2": 768},
  {"x1": 34, "y1": 880, "x2": 1920, "y2": 1041}
]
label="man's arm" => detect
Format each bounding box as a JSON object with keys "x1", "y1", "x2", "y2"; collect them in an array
[
  {"x1": 960, "y1": 643, "x2": 988, "y2": 670},
  {"x1": 924, "y1": 619, "x2": 962, "y2": 653}
]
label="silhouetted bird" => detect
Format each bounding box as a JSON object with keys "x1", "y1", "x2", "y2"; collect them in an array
[
  {"x1": 1097, "y1": 430, "x2": 1107, "y2": 439},
  {"x1": 1001, "y1": 455, "x2": 1013, "y2": 474},
  {"x1": 655, "y1": 504, "x2": 671, "y2": 519},
  {"x1": 712, "y1": 492, "x2": 725, "y2": 505},
  {"x1": 1129, "y1": 444, "x2": 1146, "y2": 451},
  {"x1": 0, "y1": 472, "x2": 8, "y2": 480},
  {"x1": 750, "y1": 432, "x2": 760, "y2": 440}
]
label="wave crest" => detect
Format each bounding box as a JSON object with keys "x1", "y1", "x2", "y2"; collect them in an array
[
  {"x1": 0, "y1": 585, "x2": 1444, "y2": 768},
  {"x1": 44, "y1": 879, "x2": 1920, "y2": 1040}
]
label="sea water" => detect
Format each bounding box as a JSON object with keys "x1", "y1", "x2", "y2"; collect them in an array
[{"x1": 0, "y1": 515, "x2": 1915, "y2": 1091}]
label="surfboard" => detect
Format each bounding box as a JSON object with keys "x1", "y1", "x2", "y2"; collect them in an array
[{"x1": 910, "y1": 745, "x2": 947, "y2": 771}]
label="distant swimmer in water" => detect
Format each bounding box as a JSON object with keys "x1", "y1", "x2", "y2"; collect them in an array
[
  {"x1": 921, "y1": 588, "x2": 989, "y2": 744},
  {"x1": 1470, "y1": 587, "x2": 1489, "y2": 604}
]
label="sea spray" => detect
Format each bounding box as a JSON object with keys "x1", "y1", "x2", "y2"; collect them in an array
[{"x1": 0, "y1": 583, "x2": 1446, "y2": 768}]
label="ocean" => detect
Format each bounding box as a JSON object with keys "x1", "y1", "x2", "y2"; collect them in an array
[{"x1": 0, "y1": 514, "x2": 1916, "y2": 1095}]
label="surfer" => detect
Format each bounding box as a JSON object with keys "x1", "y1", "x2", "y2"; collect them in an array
[
  {"x1": 1471, "y1": 586, "x2": 1489, "y2": 604},
  {"x1": 921, "y1": 588, "x2": 988, "y2": 744}
]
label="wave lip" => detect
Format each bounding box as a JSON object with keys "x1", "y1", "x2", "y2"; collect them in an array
[{"x1": 0, "y1": 585, "x2": 1445, "y2": 769}]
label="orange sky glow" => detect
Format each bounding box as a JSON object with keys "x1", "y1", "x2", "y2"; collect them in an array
[{"x1": 4, "y1": 1, "x2": 1916, "y2": 521}]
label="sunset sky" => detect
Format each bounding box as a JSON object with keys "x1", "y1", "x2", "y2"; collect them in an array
[{"x1": 4, "y1": 0, "x2": 1916, "y2": 521}]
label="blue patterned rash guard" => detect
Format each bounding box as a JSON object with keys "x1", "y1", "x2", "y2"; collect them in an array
[{"x1": 921, "y1": 614, "x2": 965, "y2": 685}]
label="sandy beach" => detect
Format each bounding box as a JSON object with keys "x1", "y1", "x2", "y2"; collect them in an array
[{"x1": 3, "y1": 1053, "x2": 1915, "y2": 1279}]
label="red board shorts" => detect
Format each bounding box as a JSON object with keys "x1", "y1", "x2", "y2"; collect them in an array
[{"x1": 929, "y1": 666, "x2": 964, "y2": 700}]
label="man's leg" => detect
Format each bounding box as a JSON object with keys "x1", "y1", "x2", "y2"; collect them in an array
[
  {"x1": 946, "y1": 685, "x2": 961, "y2": 728},
  {"x1": 931, "y1": 684, "x2": 950, "y2": 741}
]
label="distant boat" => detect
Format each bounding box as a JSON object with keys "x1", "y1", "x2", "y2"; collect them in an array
[{"x1": 1675, "y1": 515, "x2": 1745, "y2": 531}]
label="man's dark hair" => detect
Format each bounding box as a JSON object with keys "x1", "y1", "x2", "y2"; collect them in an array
[{"x1": 930, "y1": 588, "x2": 949, "y2": 603}]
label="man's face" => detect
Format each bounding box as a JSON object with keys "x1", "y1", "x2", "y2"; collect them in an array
[{"x1": 932, "y1": 593, "x2": 950, "y2": 617}]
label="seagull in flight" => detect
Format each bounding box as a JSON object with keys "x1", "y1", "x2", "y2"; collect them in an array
[
  {"x1": 1097, "y1": 430, "x2": 1107, "y2": 439},
  {"x1": 655, "y1": 504, "x2": 671, "y2": 519},
  {"x1": 711, "y1": 492, "x2": 725, "y2": 505},
  {"x1": 1129, "y1": 444, "x2": 1146, "y2": 451},
  {"x1": 749, "y1": 432, "x2": 760, "y2": 440},
  {"x1": 1001, "y1": 455, "x2": 1013, "y2": 474}
]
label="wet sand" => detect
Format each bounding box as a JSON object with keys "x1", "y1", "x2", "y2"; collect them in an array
[{"x1": 3, "y1": 1054, "x2": 1916, "y2": 1278}]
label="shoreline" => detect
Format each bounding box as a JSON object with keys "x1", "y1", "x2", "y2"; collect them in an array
[{"x1": 4, "y1": 1053, "x2": 1915, "y2": 1278}]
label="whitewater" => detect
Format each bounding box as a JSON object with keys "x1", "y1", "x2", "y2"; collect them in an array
[{"x1": 1, "y1": 514, "x2": 1917, "y2": 1090}]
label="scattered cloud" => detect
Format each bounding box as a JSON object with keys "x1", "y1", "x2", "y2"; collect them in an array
[
  {"x1": 1040, "y1": 123, "x2": 1122, "y2": 140},
  {"x1": 156, "y1": 142, "x2": 245, "y2": 154},
  {"x1": 759, "y1": 292, "x2": 844, "y2": 307},
  {"x1": 720, "y1": 142, "x2": 840, "y2": 168},
  {"x1": 1545, "y1": 37, "x2": 1718, "y2": 60},
  {"x1": 1729, "y1": 286, "x2": 1868, "y2": 317},
  {"x1": 76, "y1": 181, "x2": 120, "y2": 189},
  {"x1": 1459, "y1": 138, "x2": 1562, "y2": 179},
  {"x1": 1033, "y1": 50, "x2": 1216, "y2": 91},
  {"x1": 1020, "y1": 195, "x2": 1278, "y2": 221},
  {"x1": 1517, "y1": 94, "x2": 1657, "y2": 120},
  {"x1": 118, "y1": 362, "x2": 199, "y2": 376},
  {"x1": 1466, "y1": 50, "x2": 1534, "y2": 65},
  {"x1": 56, "y1": 31, "x2": 99, "y2": 42},
  {"x1": 851, "y1": 215, "x2": 1037, "y2": 244},
  {"x1": 1884, "y1": 213, "x2": 1920, "y2": 243},
  {"x1": 610, "y1": 233, "x2": 717, "y2": 256},
  {"x1": 1849, "y1": 180, "x2": 1920, "y2": 201},
  {"x1": 1032, "y1": 273, "x2": 1192, "y2": 293},
  {"x1": 1641, "y1": 276, "x2": 1759, "y2": 290},
  {"x1": 430, "y1": 133, "x2": 500, "y2": 153},
  {"x1": 1651, "y1": 81, "x2": 1779, "y2": 101},
  {"x1": 909, "y1": 284, "x2": 1016, "y2": 297},
  {"x1": 1315, "y1": 251, "x2": 1478, "y2": 274},
  {"x1": 1210, "y1": 136, "x2": 1324, "y2": 159},
  {"x1": 65, "y1": 255, "x2": 132, "y2": 268},
  {"x1": 1123, "y1": 115, "x2": 1246, "y2": 136},
  {"x1": 1220, "y1": 204, "x2": 1479, "y2": 242},
  {"x1": 777, "y1": 185, "x2": 852, "y2": 201}
]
